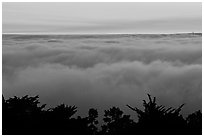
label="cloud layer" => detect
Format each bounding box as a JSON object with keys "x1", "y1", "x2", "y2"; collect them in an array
[{"x1": 3, "y1": 34, "x2": 202, "y2": 116}]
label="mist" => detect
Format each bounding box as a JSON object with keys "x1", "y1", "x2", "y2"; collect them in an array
[{"x1": 2, "y1": 34, "x2": 202, "y2": 117}]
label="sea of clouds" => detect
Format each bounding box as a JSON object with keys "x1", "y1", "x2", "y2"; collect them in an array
[{"x1": 2, "y1": 34, "x2": 202, "y2": 117}]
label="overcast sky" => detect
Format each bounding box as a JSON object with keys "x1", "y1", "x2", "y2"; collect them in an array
[{"x1": 3, "y1": 2, "x2": 202, "y2": 34}]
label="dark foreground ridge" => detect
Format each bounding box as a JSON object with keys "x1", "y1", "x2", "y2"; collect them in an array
[{"x1": 2, "y1": 94, "x2": 202, "y2": 135}]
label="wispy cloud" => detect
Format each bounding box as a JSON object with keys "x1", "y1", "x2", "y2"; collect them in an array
[
  {"x1": 3, "y1": 17, "x2": 201, "y2": 34},
  {"x1": 3, "y1": 2, "x2": 202, "y2": 33}
]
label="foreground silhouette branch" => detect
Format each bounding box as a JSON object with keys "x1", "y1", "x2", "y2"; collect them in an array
[{"x1": 127, "y1": 94, "x2": 196, "y2": 134}]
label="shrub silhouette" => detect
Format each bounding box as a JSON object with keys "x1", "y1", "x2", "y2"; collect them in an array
[{"x1": 2, "y1": 94, "x2": 202, "y2": 135}]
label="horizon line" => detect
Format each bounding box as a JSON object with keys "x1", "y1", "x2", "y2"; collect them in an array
[{"x1": 2, "y1": 32, "x2": 202, "y2": 35}]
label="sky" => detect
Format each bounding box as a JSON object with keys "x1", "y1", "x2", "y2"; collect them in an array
[{"x1": 2, "y1": 2, "x2": 202, "y2": 34}]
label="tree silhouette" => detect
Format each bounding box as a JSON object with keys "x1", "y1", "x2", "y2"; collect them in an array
[
  {"x1": 42, "y1": 104, "x2": 78, "y2": 134},
  {"x1": 72, "y1": 108, "x2": 99, "y2": 134},
  {"x1": 127, "y1": 94, "x2": 187, "y2": 134},
  {"x1": 186, "y1": 110, "x2": 202, "y2": 134},
  {"x1": 86, "y1": 108, "x2": 99, "y2": 134},
  {"x1": 50, "y1": 104, "x2": 77, "y2": 120},
  {"x1": 2, "y1": 94, "x2": 202, "y2": 135},
  {"x1": 2, "y1": 95, "x2": 46, "y2": 134},
  {"x1": 6, "y1": 95, "x2": 46, "y2": 114},
  {"x1": 101, "y1": 107, "x2": 135, "y2": 134}
]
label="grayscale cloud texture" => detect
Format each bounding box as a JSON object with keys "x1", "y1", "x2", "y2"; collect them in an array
[{"x1": 3, "y1": 35, "x2": 202, "y2": 116}]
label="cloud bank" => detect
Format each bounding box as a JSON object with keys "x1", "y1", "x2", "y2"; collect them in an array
[{"x1": 2, "y1": 34, "x2": 202, "y2": 116}]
